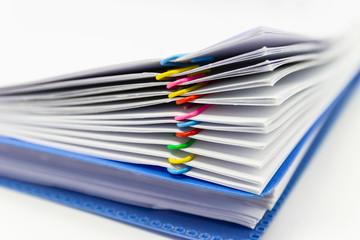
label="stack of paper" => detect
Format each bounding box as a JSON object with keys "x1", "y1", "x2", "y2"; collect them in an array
[{"x1": 0, "y1": 26, "x2": 360, "y2": 233}]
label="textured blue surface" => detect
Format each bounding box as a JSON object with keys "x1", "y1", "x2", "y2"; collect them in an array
[{"x1": 0, "y1": 67, "x2": 358, "y2": 239}]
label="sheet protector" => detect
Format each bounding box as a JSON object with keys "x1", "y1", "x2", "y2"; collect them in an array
[{"x1": 1, "y1": 21, "x2": 360, "y2": 240}]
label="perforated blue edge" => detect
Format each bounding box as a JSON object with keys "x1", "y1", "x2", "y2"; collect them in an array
[
  {"x1": 0, "y1": 68, "x2": 358, "y2": 240},
  {"x1": 0, "y1": 68, "x2": 359, "y2": 199}
]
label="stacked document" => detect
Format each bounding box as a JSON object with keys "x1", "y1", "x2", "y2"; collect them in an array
[{"x1": 0, "y1": 27, "x2": 360, "y2": 238}]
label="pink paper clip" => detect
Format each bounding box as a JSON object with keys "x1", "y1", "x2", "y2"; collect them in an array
[
  {"x1": 174, "y1": 104, "x2": 211, "y2": 121},
  {"x1": 166, "y1": 73, "x2": 206, "y2": 89}
]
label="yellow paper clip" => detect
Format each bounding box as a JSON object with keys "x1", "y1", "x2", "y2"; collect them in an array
[
  {"x1": 156, "y1": 65, "x2": 199, "y2": 80},
  {"x1": 168, "y1": 82, "x2": 207, "y2": 98},
  {"x1": 168, "y1": 153, "x2": 195, "y2": 164}
]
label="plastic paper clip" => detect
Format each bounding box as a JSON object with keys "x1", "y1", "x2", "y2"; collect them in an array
[
  {"x1": 176, "y1": 120, "x2": 200, "y2": 128},
  {"x1": 174, "y1": 104, "x2": 211, "y2": 121},
  {"x1": 168, "y1": 83, "x2": 207, "y2": 99},
  {"x1": 166, "y1": 73, "x2": 206, "y2": 89},
  {"x1": 168, "y1": 153, "x2": 195, "y2": 164},
  {"x1": 156, "y1": 65, "x2": 198, "y2": 80},
  {"x1": 160, "y1": 53, "x2": 189, "y2": 67},
  {"x1": 176, "y1": 128, "x2": 201, "y2": 137},
  {"x1": 176, "y1": 94, "x2": 205, "y2": 105},
  {"x1": 191, "y1": 56, "x2": 214, "y2": 64},
  {"x1": 167, "y1": 165, "x2": 192, "y2": 174},
  {"x1": 161, "y1": 54, "x2": 213, "y2": 67},
  {"x1": 167, "y1": 138, "x2": 196, "y2": 150}
]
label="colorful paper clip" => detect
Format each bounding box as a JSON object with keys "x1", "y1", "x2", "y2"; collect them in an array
[
  {"x1": 168, "y1": 153, "x2": 195, "y2": 164},
  {"x1": 168, "y1": 83, "x2": 207, "y2": 98},
  {"x1": 160, "y1": 53, "x2": 190, "y2": 67},
  {"x1": 167, "y1": 138, "x2": 196, "y2": 150},
  {"x1": 176, "y1": 120, "x2": 201, "y2": 128},
  {"x1": 160, "y1": 54, "x2": 213, "y2": 66},
  {"x1": 156, "y1": 65, "x2": 199, "y2": 80},
  {"x1": 174, "y1": 104, "x2": 211, "y2": 121},
  {"x1": 176, "y1": 129, "x2": 202, "y2": 137},
  {"x1": 176, "y1": 94, "x2": 205, "y2": 105},
  {"x1": 167, "y1": 165, "x2": 192, "y2": 174},
  {"x1": 166, "y1": 73, "x2": 207, "y2": 89},
  {"x1": 191, "y1": 56, "x2": 214, "y2": 63},
  {"x1": 159, "y1": 54, "x2": 215, "y2": 175}
]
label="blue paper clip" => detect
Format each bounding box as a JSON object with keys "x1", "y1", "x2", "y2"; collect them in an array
[
  {"x1": 160, "y1": 53, "x2": 190, "y2": 67},
  {"x1": 176, "y1": 120, "x2": 201, "y2": 128},
  {"x1": 161, "y1": 54, "x2": 214, "y2": 67},
  {"x1": 191, "y1": 56, "x2": 214, "y2": 63},
  {"x1": 167, "y1": 166, "x2": 192, "y2": 174}
]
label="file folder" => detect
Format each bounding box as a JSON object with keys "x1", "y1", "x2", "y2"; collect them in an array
[{"x1": 1, "y1": 26, "x2": 360, "y2": 239}]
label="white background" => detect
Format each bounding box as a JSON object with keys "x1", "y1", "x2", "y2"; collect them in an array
[{"x1": 0, "y1": 0, "x2": 360, "y2": 239}]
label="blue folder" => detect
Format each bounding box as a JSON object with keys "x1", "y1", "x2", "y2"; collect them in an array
[{"x1": 0, "y1": 65, "x2": 359, "y2": 239}]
